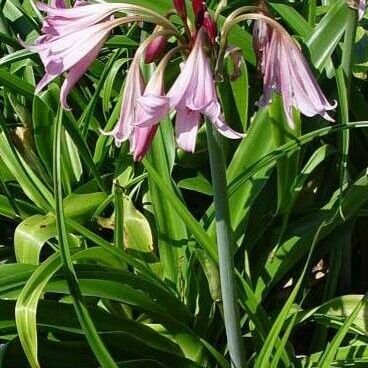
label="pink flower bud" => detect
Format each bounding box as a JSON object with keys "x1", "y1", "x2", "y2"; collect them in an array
[
  {"x1": 173, "y1": 0, "x2": 187, "y2": 18},
  {"x1": 203, "y1": 12, "x2": 216, "y2": 44},
  {"x1": 144, "y1": 35, "x2": 168, "y2": 64}
]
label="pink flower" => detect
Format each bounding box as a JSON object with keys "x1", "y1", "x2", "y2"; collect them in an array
[
  {"x1": 167, "y1": 28, "x2": 243, "y2": 152},
  {"x1": 104, "y1": 59, "x2": 144, "y2": 147},
  {"x1": 21, "y1": 2, "x2": 126, "y2": 108},
  {"x1": 37, "y1": 2, "x2": 123, "y2": 36},
  {"x1": 253, "y1": 19, "x2": 336, "y2": 128},
  {"x1": 103, "y1": 51, "x2": 170, "y2": 160},
  {"x1": 136, "y1": 52, "x2": 172, "y2": 128}
]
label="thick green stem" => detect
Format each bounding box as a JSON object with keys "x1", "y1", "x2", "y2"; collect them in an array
[{"x1": 206, "y1": 121, "x2": 246, "y2": 368}]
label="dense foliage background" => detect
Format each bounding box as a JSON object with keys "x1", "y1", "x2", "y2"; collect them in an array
[{"x1": 1, "y1": 0, "x2": 368, "y2": 367}]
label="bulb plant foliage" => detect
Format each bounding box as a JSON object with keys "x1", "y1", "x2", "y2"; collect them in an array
[{"x1": 0, "y1": 0, "x2": 368, "y2": 367}]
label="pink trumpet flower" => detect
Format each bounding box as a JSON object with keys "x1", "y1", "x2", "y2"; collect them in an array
[
  {"x1": 103, "y1": 59, "x2": 144, "y2": 148},
  {"x1": 136, "y1": 63, "x2": 170, "y2": 129},
  {"x1": 167, "y1": 28, "x2": 243, "y2": 152},
  {"x1": 253, "y1": 19, "x2": 336, "y2": 128},
  {"x1": 103, "y1": 49, "x2": 170, "y2": 160},
  {"x1": 21, "y1": 2, "x2": 127, "y2": 108},
  {"x1": 131, "y1": 60, "x2": 171, "y2": 160}
]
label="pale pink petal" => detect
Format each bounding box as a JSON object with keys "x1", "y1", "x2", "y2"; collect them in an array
[
  {"x1": 211, "y1": 116, "x2": 245, "y2": 139},
  {"x1": 134, "y1": 58, "x2": 170, "y2": 127},
  {"x1": 36, "y1": 72, "x2": 59, "y2": 93},
  {"x1": 60, "y1": 38, "x2": 105, "y2": 109},
  {"x1": 102, "y1": 60, "x2": 145, "y2": 146},
  {"x1": 37, "y1": 3, "x2": 123, "y2": 36},
  {"x1": 175, "y1": 108, "x2": 201, "y2": 152},
  {"x1": 167, "y1": 32, "x2": 205, "y2": 107},
  {"x1": 136, "y1": 95, "x2": 170, "y2": 127},
  {"x1": 205, "y1": 102, "x2": 244, "y2": 139}
]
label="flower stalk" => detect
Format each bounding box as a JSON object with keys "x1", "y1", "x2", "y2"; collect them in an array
[
  {"x1": 205, "y1": 121, "x2": 246, "y2": 368},
  {"x1": 342, "y1": 8, "x2": 358, "y2": 91}
]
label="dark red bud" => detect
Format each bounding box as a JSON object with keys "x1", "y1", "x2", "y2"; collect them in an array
[
  {"x1": 173, "y1": 0, "x2": 187, "y2": 18},
  {"x1": 144, "y1": 35, "x2": 168, "y2": 64},
  {"x1": 192, "y1": 0, "x2": 205, "y2": 16},
  {"x1": 203, "y1": 12, "x2": 217, "y2": 44}
]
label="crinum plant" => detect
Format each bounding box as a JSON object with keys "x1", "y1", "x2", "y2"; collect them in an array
[{"x1": 0, "y1": 0, "x2": 368, "y2": 367}]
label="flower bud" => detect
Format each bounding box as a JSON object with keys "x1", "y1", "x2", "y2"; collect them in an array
[
  {"x1": 144, "y1": 35, "x2": 168, "y2": 64},
  {"x1": 192, "y1": 0, "x2": 205, "y2": 16},
  {"x1": 192, "y1": 0, "x2": 205, "y2": 29},
  {"x1": 203, "y1": 12, "x2": 216, "y2": 44},
  {"x1": 173, "y1": 0, "x2": 187, "y2": 18}
]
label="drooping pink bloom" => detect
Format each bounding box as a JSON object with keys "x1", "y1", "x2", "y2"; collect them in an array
[
  {"x1": 136, "y1": 65, "x2": 170, "y2": 129},
  {"x1": 167, "y1": 28, "x2": 243, "y2": 152},
  {"x1": 103, "y1": 59, "x2": 144, "y2": 147},
  {"x1": 130, "y1": 60, "x2": 171, "y2": 160},
  {"x1": 103, "y1": 52, "x2": 170, "y2": 160},
  {"x1": 253, "y1": 19, "x2": 336, "y2": 128},
  {"x1": 21, "y1": 2, "x2": 127, "y2": 108}
]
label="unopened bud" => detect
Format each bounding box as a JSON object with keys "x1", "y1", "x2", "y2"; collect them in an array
[
  {"x1": 203, "y1": 12, "x2": 217, "y2": 44},
  {"x1": 192, "y1": 0, "x2": 205, "y2": 15},
  {"x1": 144, "y1": 35, "x2": 168, "y2": 64},
  {"x1": 173, "y1": 0, "x2": 187, "y2": 18}
]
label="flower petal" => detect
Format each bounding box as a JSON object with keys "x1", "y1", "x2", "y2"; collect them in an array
[
  {"x1": 136, "y1": 95, "x2": 170, "y2": 127},
  {"x1": 60, "y1": 39, "x2": 105, "y2": 109},
  {"x1": 175, "y1": 108, "x2": 201, "y2": 152}
]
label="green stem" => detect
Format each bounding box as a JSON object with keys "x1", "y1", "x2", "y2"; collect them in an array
[
  {"x1": 206, "y1": 121, "x2": 246, "y2": 368},
  {"x1": 337, "y1": 9, "x2": 357, "y2": 281},
  {"x1": 308, "y1": 0, "x2": 317, "y2": 27},
  {"x1": 53, "y1": 109, "x2": 119, "y2": 368},
  {"x1": 342, "y1": 9, "x2": 358, "y2": 89}
]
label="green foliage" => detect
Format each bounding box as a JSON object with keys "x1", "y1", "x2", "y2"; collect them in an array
[{"x1": 1, "y1": 0, "x2": 368, "y2": 367}]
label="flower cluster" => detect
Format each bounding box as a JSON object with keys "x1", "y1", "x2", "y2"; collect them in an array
[
  {"x1": 22, "y1": 0, "x2": 338, "y2": 160},
  {"x1": 252, "y1": 16, "x2": 337, "y2": 129}
]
